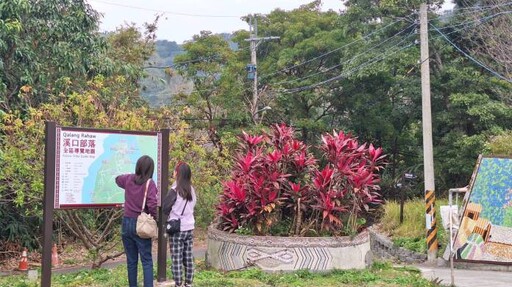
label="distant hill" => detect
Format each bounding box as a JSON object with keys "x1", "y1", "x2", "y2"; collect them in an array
[
  {"x1": 140, "y1": 40, "x2": 192, "y2": 107},
  {"x1": 140, "y1": 34, "x2": 238, "y2": 107}
]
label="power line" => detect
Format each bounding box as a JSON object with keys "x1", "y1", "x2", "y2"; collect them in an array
[
  {"x1": 259, "y1": 18, "x2": 410, "y2": 80},
  {"x1": 270, "y1": 23, "x2": 417, "y2": 86},
  {"x1": 260, "y1": 6, "x2": 504, "y2": 83},
  {"x1": 282, "y1": 41, "x2": 416, "y2": 93},
  {"x1": 448, "y1": 1, "x2": 512, "y2": 12},
  {"x1": 430, "y1": 24, "x2": 512, "y2": 83},
  {"x1": 89, "y1": 0, "x2": 240, "y2": 17},
  {"x1": 143, "y1": 10, "x2": 509, "y2": 72},
  {"x1": 432, "y1": 10, "x2": 512, "y2": 31},
  {"x1": 426, "y1": 10, "x2": 512, "y2": 48},
  {"x1": 143, "y1": 55, "x2": 221, "y2": 69},
  {"x1": 431, "y1": 0, "x2": 512, "y2": 21},
  {"x1": 269, "y1": 8, "x2": 510, "y2": 90}
]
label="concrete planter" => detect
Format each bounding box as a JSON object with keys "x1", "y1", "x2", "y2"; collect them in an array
[{"x1": 206, "y1": 225, "x2": 372, "y2": 272}]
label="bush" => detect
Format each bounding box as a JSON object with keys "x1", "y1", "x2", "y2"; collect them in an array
[
  {"x1": 0, "y1": 80, "x2": 229, "y2": 264},
  {"x1": 486, "y1": 130, "x2": 512, "y2": 156},
  {"x1": 216, "y1": 124, "x2": 386, "y2": 236},
  {"x1": 380, "y1": 199, "x2": 448, "y2": 255}
]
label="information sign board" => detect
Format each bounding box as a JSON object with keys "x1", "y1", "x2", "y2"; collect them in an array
[{"x1": 54, "y1": 127, "x2": 160, "y2": 208}]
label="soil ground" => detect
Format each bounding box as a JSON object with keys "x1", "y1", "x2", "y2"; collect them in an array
[{"x1": 0, "y1": 227, "x2": 207, "y2": 273}]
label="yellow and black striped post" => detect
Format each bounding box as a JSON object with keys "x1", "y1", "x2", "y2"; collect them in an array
[{"x1": 425, "y1": 190, "x2": 438, "y2": 262}]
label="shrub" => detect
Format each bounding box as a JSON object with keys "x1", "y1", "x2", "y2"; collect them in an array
[
  {"x1": 216, "y1": 124, "x2": 386, "y2": 236},
  {"x1": 485, "y1": 130, "x2": 512, "y2": 156},
  {"x1": 380, "y1": 199, "x2": 448, "y2": 255},
  {"x1": 0, "y1": 78, "x2": 227, "y2": 265}
]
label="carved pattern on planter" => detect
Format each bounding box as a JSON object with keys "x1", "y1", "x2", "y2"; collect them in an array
[
  {"x1": 208, "y1": 225, "x2": 369, "y2": 248},
  {"x1": 207, "y1": 225, "x2": 371, "y2": 271},
  {"x1": 247, "y1": 248, "x2": 294, "y2": 264},
  {"x1": 293, "y1": 245, "x2": 332, "y2": 270}
]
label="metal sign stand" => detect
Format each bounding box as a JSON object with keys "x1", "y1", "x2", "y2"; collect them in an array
[{"x1": 448, "y1": 186, "x2": 468, "y2": 287}]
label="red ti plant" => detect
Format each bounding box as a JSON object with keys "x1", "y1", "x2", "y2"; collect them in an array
[
  {"x1": 217, "y1": 124, "x2": 316, "y2": 235},
  {"x1": 313, "y1": 131, "x2": 386, "y2": 235},
  {"x1": 217, "y1": 124, "x2": 386, "y2": 236}
]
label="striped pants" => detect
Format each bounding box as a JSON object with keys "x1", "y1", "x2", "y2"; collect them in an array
[{"x1": 170, "y1": 230, "x2": 194, "y2": 286}]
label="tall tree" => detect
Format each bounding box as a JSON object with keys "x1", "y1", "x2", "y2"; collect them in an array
[
  {"x1": 173, "y1": 31, "x2": 242, "y2": 150},
  {"x1": 243, "y1": 1, "x2": 345, "y2": 142},
  {"x1": 0, "y1": 0, "x2": 162, "y2": 266},
  {"x1": 451, "y1": 0, "x2": 512, "y2": 79},
  {"x1": 0, "y1": 0, "x2": 106, "y2": 111}
]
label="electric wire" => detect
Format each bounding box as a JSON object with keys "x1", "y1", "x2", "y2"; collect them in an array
[
  {"x1": 448, "y1": 1, "x2": 512, "y2": 12},
  {"x1": 159, "y1": 26, "x2": 428, "y2": 95},
  {"x1": 144, "y1": 9, "x2": 506, "y2": 76},
  {"x1": 281, "y1": 19, "x2": 508, "y2": 94},
  {"x1": 430, "y1": 23, "x2": 512, "y2": 83},
  {"x1": 282, "y1": 41, "x2": 417, "y2": 93},
  {"x1": 256, "y1": 8, "x2": 502, "y2": 82},
  {"x1": 432, "y1": 10, "x2": 512, "y2": 31},
  {"x1": 89, "y1": 0, "x2": 240, "y2": 17},
  {"x1": 143, "y1": 4, "x2": 512, "y2": 96},
  {"x1": 270, "y1": 23, "x2": 417, "y2": 86},
  {"x1": 269, "y1": 8, "x2": 511, "y2": 88},
  {"x1": 259, "y1": 18, "x2": 409, "y2": 80}
]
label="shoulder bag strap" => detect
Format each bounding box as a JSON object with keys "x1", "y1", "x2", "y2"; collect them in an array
[
  {"x1": 140, "y1": 179, "x2": 151, "y2": 213},
  {"x1": 180, "y1": 199, "x2": 188, "y2": 216}
]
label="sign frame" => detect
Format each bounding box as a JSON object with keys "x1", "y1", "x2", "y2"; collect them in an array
[
  {"x1": 42, "y1": 122, "x2": 170, "y2": 287},
  {"x1": 53, "y1": 126, "x2": 161, "y2": 209}
]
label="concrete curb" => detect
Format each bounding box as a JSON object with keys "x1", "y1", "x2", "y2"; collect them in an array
[{"x1": 415, "y1": 263, "x2": 512, "y2": 287}]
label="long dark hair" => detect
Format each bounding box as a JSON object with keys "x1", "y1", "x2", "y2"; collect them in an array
[
  {"x1": 175, "y1": 162, "x2": 192, "y2": 201},
  {"x1": 134, "y1": 155, "x2": 154, "y2": 185}
]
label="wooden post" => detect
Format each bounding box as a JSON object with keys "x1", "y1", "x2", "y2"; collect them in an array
[{"x1": 42, "y1": 121, "x2": 57, "y2": 287}]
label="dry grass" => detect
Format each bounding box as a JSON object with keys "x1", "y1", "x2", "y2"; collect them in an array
[{"x1": 380, "y1": 199, "x2": 448, "y2": 238}]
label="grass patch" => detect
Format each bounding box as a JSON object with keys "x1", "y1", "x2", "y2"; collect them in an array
[
  {"x1": 0, "y1": 260, "x2": 444, "y2": 287},
  {"x1": 380, "y1": 199, "x2": 448, "y2": 255},
  {"x1": 393, "y1": 237, "x2": 427, "y2": 254}
]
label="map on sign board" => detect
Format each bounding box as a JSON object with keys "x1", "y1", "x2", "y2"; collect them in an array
[
  {"x1": 55, "y1": 128, "x2": 160, "y2": 208},
  {"x1": 454, "y1": 156, "x2": 512, "y2": 263}
]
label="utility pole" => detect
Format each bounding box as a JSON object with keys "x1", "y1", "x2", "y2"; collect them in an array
[
  {"x1": 420, "y1": 3, "x2": 437, "y2": 263},
  {"x1": 245, "y1": 15, "x2": 279, "y2": 124}
]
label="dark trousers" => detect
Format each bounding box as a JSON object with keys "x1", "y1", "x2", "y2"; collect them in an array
[
  {"x1": 170, "y1": 230, "x2": 194, "y2": 286},
  {"x1": 122, "y1": 217, "x2": 154, "y2": 287}
]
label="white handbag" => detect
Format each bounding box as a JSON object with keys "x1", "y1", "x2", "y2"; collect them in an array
[{"x1": 136, "y1": 180, "x2": 158, "y2": 239}]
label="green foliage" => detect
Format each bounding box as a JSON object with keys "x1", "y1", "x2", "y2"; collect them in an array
[
  {"x1": 0, "y1": 0, "x2": 160, "y2": 112},
  {"x1": 195, "y1": 183, "x2": 223, "y2": 228},
  {"x1": 0, "y1": 77, "x2": 226, "y2": 263},
  {"x1": 380, "y1": 199, "x2": 448, "y2": 255},
  {"x1": 393, "y1": 237, "x2": 427, "y2": 254},
  {"x1": 249, "y1": 3, "x2": 344, "y2": 141},
  {"x1": 168, "y1": 119, "x2": 232, "y2": 228},
  {"x1": 485, "y1": 131, "x2": 512, "y2": 156},
  {"x1": 2, "y1": 0, "x2": 511, "y2": 272},
  {"x1": 0, "y1": 259, "x2": 442, "y2": 287},
  {"x1": 234, "y1": 225, "x2": 252, "y2": 235},
  {"x1": 380, "y1": 200, "x2": 426, "y2": 239},
  {"x1": 0, "y1": 109, "x2": 46, "y2": 250},
  {"x1": 172, "y1": 31, "x2": 248, "y2": 149},
  {"x1": 1, "y1": 0, "x2": 104, "y2": 111}
]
